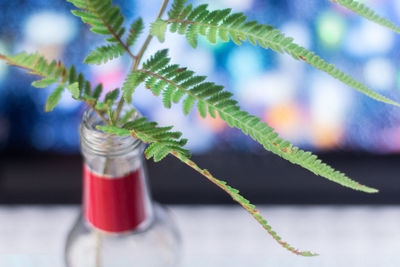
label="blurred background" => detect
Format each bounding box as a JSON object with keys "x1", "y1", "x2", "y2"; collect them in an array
[
  {"x1": 1, "y1": 0, "x2": 400, "y2": 266},
  {"x1": 0, "y1": 0, "x2": 400, "y2": 204},
  {"x1": 0, "y1": 0, "x2": 399, "y2": 204}
]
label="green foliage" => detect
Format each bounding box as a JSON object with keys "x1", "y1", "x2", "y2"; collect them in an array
[
  {"x1": 151, "y1": 19, "x2": 168, "y2": 42},
  {"x1": 67, "y1": 82, "x2": 80, "y2": 98},
  {"x1": 45, "y1": 86, "x2": 64, "y2": 112},
  {"x1": 92, "y1": 83, "x2": 103, "y2": 99},
  {"x1": 98, "y1": 117, "x2": 190, "y2": 161},
  {"x1": 104, "y1": 88, "x2": 120, "y2": 103},
  {"x1": 151, "y1": 2, "x2": 400, "y2": 107},
  {"x1": 124, "y1": 49, "x2": 378, "y2": 193},
  {"x1": 68, "y1": 0, "x2": 139, "y2": 60},
  {"x1": 127, "y1": 18, "x2": 144, "y2": 47},
  {"x1": 84, "y1": 44, "x2": 125, "y2": 64},
  {"x1": 0, "y1": 52, "x2": 111, "y2": 120},
  {"x1": 168, "y1": 0, "x2": 187, "y2": 20},
  {"x1": 68, "y1": 0, "x2": 126, "y2": 42},
  {"x1": 32, "y1": 78, "x2": 57, "y2": 88},
  {"x1": 118, "y1": 108, "x2": 137, "y2": 126},
  {"x1": 3, "y1": 52, "x2": 63, "y2": 80},
  {"x1": 333, "y1": 0, "x2": 400, "y2": 34}
]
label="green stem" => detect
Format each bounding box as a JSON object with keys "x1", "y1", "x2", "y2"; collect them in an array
[{"x1": 114, "y1": 0, "x2": 170, "y2": 121}]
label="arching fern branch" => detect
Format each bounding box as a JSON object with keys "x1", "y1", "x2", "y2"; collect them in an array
[
  {"x1": 67, "y1": 0, "x2": 137, "y2": 60},
  {"x1": 150, "y1": 1, "x2": 400, "y2": 107},
  {"x1": 123, "y1": 49, "x2": 378, "y2": 193},
  {"x1": 0, "y1": 52, "x2": 110, "y2": 122},
  {"x1": 98, "y1": 120, "x2": 317, "y2": 257},
  {"x1": 331, "y1": 0, "x2": 400, "y2": 34}
]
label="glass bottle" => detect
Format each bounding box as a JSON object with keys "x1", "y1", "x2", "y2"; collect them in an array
[{"x1": 65, "y1": 108, "x2": 180, "y2": 267}]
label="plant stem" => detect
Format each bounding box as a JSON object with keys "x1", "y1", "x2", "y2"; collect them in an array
[
  {"x1": 114, "y1": 0, "x2": 170, "y2": 121},
  {"x1": 84, "y1": 100, "x2": 108, "y2": 125},
  {"x1": 133, "y1": 0, "x2": 170, "y2": 70}
]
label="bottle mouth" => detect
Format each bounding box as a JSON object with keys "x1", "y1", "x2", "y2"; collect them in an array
[{"x1": 80, "y1": 108, "x2": 143, "y2": 157}]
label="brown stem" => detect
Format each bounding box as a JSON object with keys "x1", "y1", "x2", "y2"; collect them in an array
[{"x1": 84, "y1": 100, "x2": 108, "y2": 125}]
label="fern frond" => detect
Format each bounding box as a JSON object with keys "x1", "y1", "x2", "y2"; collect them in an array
[
  {"x1": 122, "y1": 49, "x2": 378, "y2": 193},
  {"x1": 1, "y1": 52, "x2": 85, "y2": 95},
  {"x1": 0, "y1": 52, "x2": 108, "y2": 117},
  {"x1": 168, "y1": 0, "x2": 187, "y2": 22},
  {"x1": 151, "y1": 2, "x2": 400, "y2": 107},
  {"x1": 68, "y1": 0, "x2": 135, "y2": 58},
  {"x1": 127, "y1": 18, "x2": 144, "y2": 47},
  {"x1": 98, "y1": 117, "x2": 190, "y2": 160},
  {"x1": 119, "y1": 108, "x2": 137, "y2": 126},
  {"x1": 45, "y1": 86, "x2": 64, "y2": 112},
  {"x1": 84, "y1": 43, "x2": 125, "y2": 64},
  {"x1": 98, "y1": 120, "x2": 317, "y2": 256},
  {"x1": 332, "y1": 0, "x2": 400, "y2": 34}
]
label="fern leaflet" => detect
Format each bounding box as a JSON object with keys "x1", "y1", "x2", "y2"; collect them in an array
[
  {"x1": 151, "y1": 1, "x2": 400, "y2": 107},
  {"x1": 68, "y1": 0, "x2": 135, "y2": 58},
  {"x1": 127, "y1": 18, "x2": 144, "y2": 47},
  {"x1": 45, "y1": 86, "x2": 64, "y2": 112},
  {"x1": 123, "y1": 49, "x2": 378, "y2": 193},
  {"x1": 332, "y1": 0, "x2": 400, "y2": 34},
  {"x1": 0, "y1": 52, "x2": 106, "y2": 119},
  {"x1": 98, "y1": 119, "x2": 317, "y2": 256},
  {"x1": 84, "y1": 44, "x2": 125, "y2": 64}
]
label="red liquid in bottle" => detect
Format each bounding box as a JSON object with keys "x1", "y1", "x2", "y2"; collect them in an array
[{"x1": 83, "y1": 165, "x2": 147, "y2": 233}]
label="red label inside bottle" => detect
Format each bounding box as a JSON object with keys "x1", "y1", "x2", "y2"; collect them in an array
[{"x1": 83, "y1": 165, "x2": 147, "y2": 233}]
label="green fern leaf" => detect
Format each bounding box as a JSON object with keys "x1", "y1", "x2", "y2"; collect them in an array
[
  {"x1": 69, "y1": 0, "x2": 134, "y2": 58},
  {"x1": 151, "y1": 19, "x2": 168, "y2": 42},
  {"x1": 124, "y1": 50, "x2": 378, "y2": 193},
  {"x1": 122, "y1": 71, "x2": 148, "y2": 104},
  {"x1": 99, "y1": 117, "x2": 190, "y2": 160},
  {"x1": 67, "y1": 82, "x2": 80, "y2": 98},
  {"x1": 168, "y1": 0, "x2": 187, "y2": 20},
  {"x1": 84, "y1": 44, "x2": 125, "y2": 64},
  {"x1": 97, "y1": 125, "x2": 131, "y2": 136},
  {"x1": 126, "y1": 18, "x2": 144, "y2": 47},
  {"x1": 45, "y1": 86, "x2": 64, "y2": 112},
  {"x1": 84, "y1": 80, "x2": 92, "y2": 96},
  {"x1": 32, "y1": 78, "x2": 57, "y2": 88},
  {"x1": 0, "y1": 52, "x2": 103, "y2": 113},
  {"x1": 92, "y1": 83, "x2": 103, "y2": 100},
  {"x1": 154, "y1": 4, "x2": 400, "y2": 107},
  {"x1": 119, "y1": 108, "x2": 137, "y2": 126},
  {"x1": 104, "y1": 88, "x2": 119, "y2": 104},
  {"x1": 333, "y1": 0, "x2": 400, "y2": 34},
  {"x1": 66, "y1": 0, "x2": 88, "y2": 9}
]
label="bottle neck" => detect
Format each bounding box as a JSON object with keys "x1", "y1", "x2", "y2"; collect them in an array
[{"x1": 80, "y1": 108, "x2": 153, "y2": 233}]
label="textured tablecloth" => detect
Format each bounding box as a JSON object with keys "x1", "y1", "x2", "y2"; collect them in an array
[{"x1": 0, "y1": 205, "x2": 399, "y2": 266}]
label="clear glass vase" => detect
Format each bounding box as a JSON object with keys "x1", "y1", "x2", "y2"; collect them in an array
[{"x1": 65, "y1": 108, "x2": 180, "y2": 267}]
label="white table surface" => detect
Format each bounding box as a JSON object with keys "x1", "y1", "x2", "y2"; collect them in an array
[{"x1": 0, "y1": 205, "x2": 400, "y2": 266}]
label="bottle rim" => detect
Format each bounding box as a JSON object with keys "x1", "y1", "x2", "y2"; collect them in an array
[{"x1": 80, "y1": 108, "x2": 143, "y2": 157}]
